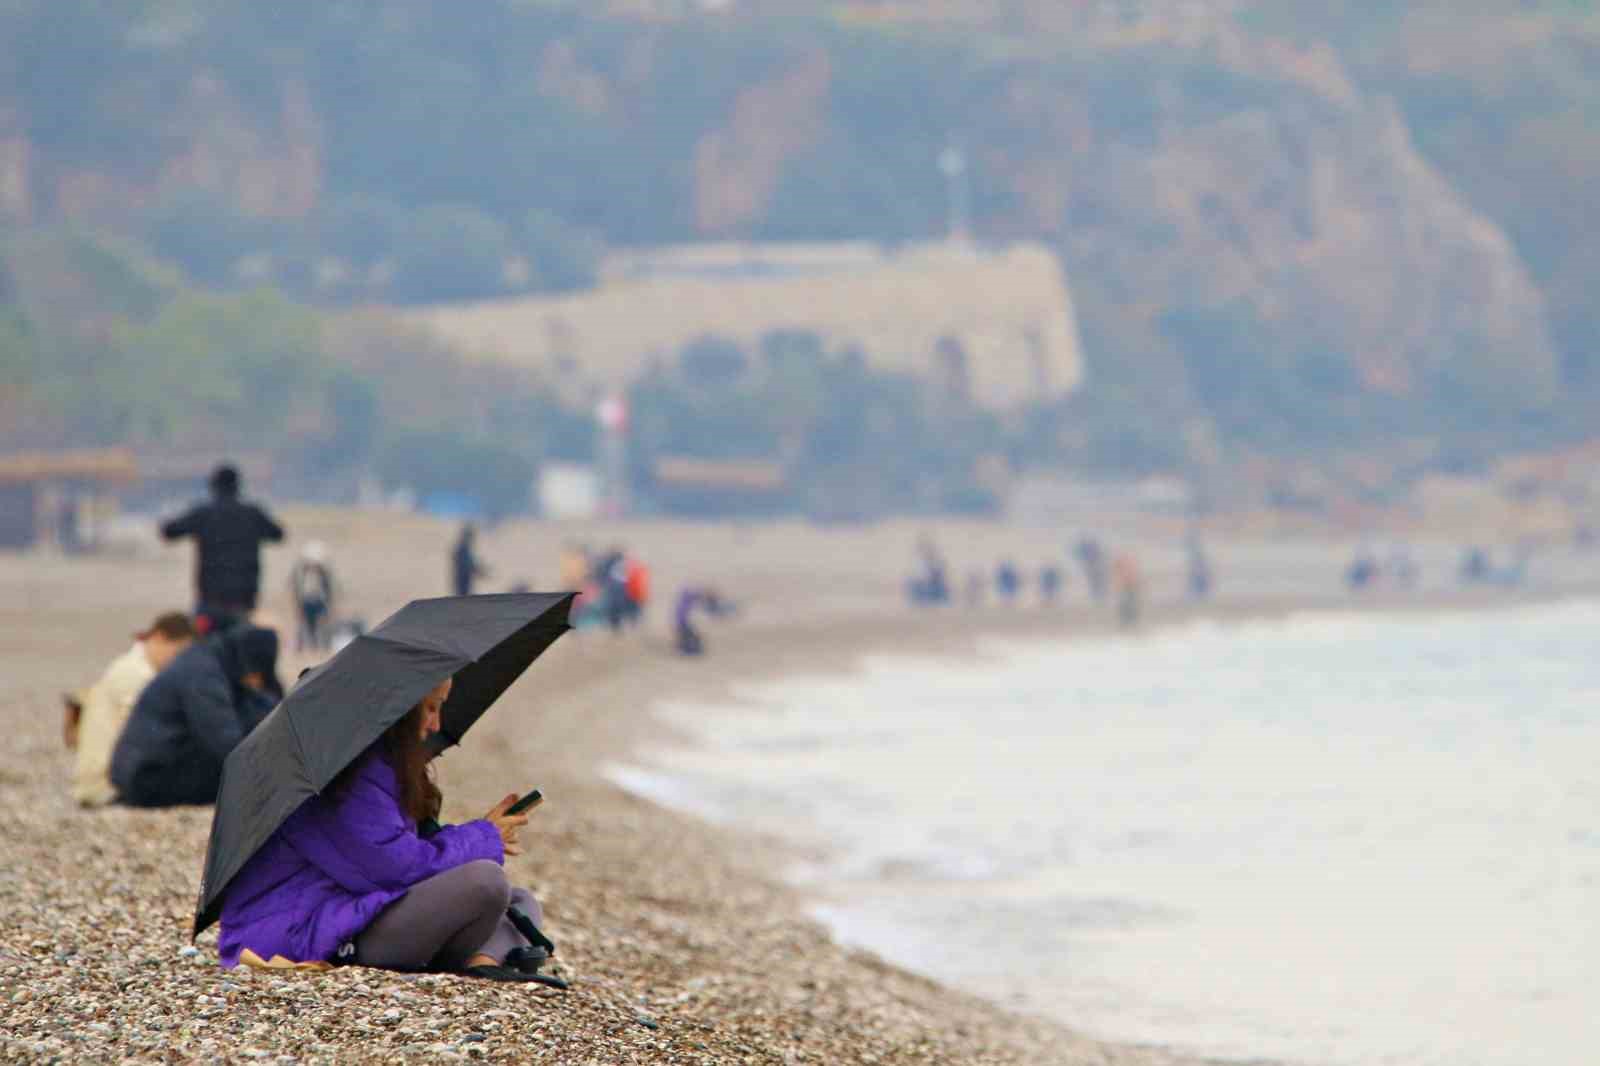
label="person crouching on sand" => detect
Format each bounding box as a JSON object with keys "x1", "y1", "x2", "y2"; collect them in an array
[
  {"x1": 217, "y1": 678, "x2": 558, "y2": 983},
  {"x1": 109, "y1": 625, "x2": 282, "y2": 807}
]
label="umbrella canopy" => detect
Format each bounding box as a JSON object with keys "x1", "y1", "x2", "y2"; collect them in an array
[{"x1": 194, "y1": 591, "x2": 575, "y2": 938}]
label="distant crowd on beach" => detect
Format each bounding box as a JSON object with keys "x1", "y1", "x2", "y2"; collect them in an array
[
  {"x1": 47, "y1": 454, "x2": 1600, "y2": 997},
  {"x1": 909, "y1": 519, "x2": 1593, "y2": 622},
  {"x1": 58, "y1": 460, "x2": 1594, "y2": 813},
  {"x1": 64, "y1": 462, "x2": 747, "y2": 814},
  {"x1": 1343, "y1": 538, "x2": 1571, "y2": 593},
  {"x1": 905, "y1": 531, "x2": 1207, "y2": 628}
]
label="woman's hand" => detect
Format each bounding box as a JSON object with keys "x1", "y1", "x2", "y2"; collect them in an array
[{"x1": 485, "y1": 794, "x2": 529, "y2": 857}]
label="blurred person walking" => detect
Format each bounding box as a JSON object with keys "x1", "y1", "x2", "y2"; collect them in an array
[
  {"x1": 623, "y1": 554, "x2": 651, "y2": 627},
  {"x1": 1112, "y1": 552, "x2": 1144, "y2": 628},
  {"x1": 451, "y1": 523, "x2": 489, "y2": 596},
  {"x1": 594, "y1": 547, "x2": 630, "y2": 632},
  {"x1": 64, "y1": 612, "x2": 195, "y2": 807},
  {"x1": 558, "y1": 542, "x2": 590, "y2": 590},
  {"x1": 907, "y1": 536, "x2": 951, "y2": 606},
  {"x1": 995, "y1": 559, "x2": 1021, "y2": 603},
  {"x1": 1039, "y1": 563, "x2": 1063, "y2": 605},
  {"x1": 289, "y1": 541, "x2": 336, "y2": 652},
  {"x1": 1074, "y1": 535, "x2": 1108, "y2": 602},
  {"x1": 161, "y1": 464, "x2": 285, "y2": 633},
  {"x1": 1186, "y1": 531, "x2": 1213, "y2": 602}
]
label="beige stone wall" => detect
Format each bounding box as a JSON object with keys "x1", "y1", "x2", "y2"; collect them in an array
[{"x1": 403, "y1": 242, "x2": 1084, "y2": 411}]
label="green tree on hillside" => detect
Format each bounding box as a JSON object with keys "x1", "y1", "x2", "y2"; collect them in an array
[{"x1": 112, "y1": 289, "x2": 325, "y2": 444}]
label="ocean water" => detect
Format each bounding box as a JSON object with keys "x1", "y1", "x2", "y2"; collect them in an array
[{"x1": 609, "y1": 602, "x2": 1600, "y2": 1066}]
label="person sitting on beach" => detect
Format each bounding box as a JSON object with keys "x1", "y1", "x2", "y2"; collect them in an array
[
  {"x1": 64, "y1": 611, "x2": 195, "y2": 807},
  {"x1": 217, "y1": 678, "x2": 554, "y2": 983},
  {"x1": 109, "y1": 625, "x2": 282, "y2": 808}
]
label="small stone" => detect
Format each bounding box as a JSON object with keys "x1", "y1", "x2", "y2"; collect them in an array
[
  {"x1": 460, "y1": 1033, "x2": 486, "y2": 1043},
  {"x1": 177, "y1": 946, "x2": 200, "y2": 959},
  {"x1": 634, "y1": 1015, "x2": 660, "y2": 1031},
  {"x1": 378, "y1": 1009, "x2": 402, "y2": 1025}
]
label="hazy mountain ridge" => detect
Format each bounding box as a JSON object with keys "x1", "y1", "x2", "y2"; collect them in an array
[{"x1": 1, "y1": 1, "x2": 1593, "y2": 477}]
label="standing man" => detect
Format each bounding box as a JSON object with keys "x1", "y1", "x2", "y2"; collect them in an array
[
  {"x1": 452, "y1": 522, "x2": 490, "y2": 596},
  {"x1": 1074, "y1": 535, "x2": 1108, "y2": 603},
  {"x1": 64, "y1": 611, "x2": 196, "y2": 807},
  {"x1": 1112, "y1": 551, "x2": 1144, "y2": 628},
  {"x1": 995, "y1": 558, "x2": 1021, "y2": 604},
  {"x1": 593, "y1": 546, "x2": 629, "y2": 632},
  {"x1": 161, "y1": 464, "x2": 285, "y2": 633},
  {"x1": 1185, "y1": 531, "x2": 1213, "y2": 602}
]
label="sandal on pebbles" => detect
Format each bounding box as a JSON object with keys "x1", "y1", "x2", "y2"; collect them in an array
[{"x1": 460, "y1": 963, "x2": 568, "y2": 989}]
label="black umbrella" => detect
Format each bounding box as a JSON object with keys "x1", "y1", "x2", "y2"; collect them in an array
[{"x1": 193, "y1": 591, "x2": 575, "y2": 938}]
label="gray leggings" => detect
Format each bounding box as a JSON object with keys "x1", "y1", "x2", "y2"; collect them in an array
[{"x1": 353, "y1": 860, "x2": 544, "y2": 971}]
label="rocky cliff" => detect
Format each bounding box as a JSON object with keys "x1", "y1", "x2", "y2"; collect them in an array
[{"x1": 0, "y1": 1, "x2": 1580, "y2": 463}]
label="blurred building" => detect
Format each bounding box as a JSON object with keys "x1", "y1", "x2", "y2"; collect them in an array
[
  {"x1": 0, "y1": 448, "x2": 138, "y2": 550},
  {"x1": 403, "y1": 241, "x2": 1084, "y2": 413},
  {"x1": 649, "y1": 456, "x2": 787, "y2": 515}
]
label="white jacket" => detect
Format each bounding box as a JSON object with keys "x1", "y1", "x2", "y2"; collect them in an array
[{"x1": 73, "y1": 643, "x2": 155, "y2": 807}]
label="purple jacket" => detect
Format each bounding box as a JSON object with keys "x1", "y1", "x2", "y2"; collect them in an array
[{"x1": 217, "y1": 750, "x2": 502, "y2": 968}]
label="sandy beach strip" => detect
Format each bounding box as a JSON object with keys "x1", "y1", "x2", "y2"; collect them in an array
[{"x1": 4, "y1": 510, "x2": 1591, "y2": 1064}]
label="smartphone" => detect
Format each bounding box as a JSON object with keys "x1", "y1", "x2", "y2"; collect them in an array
[{"x1": 505, "y1": 789, "x2": 543, "y2": 816}]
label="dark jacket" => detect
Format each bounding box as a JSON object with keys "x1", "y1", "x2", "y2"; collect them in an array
[
  {"x1": 162, "y1": 494, "x2": 285, "y2": 609},
  {"x1": 451, "y1": 536, "x2": 484, "y2": 596},
  {"x1": 110, "y1": 627, "x2": 281, "y2": 807}
]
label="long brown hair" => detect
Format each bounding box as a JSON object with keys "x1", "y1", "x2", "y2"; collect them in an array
[
  {"x1": 336, "y1": 700, "x2": 442, "y2": 823},
  {"x1": 383, "y1": 701, "x2": 443, "y2": 823}
]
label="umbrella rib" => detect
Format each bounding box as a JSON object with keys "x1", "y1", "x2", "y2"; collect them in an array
[
  {"x1": 280, "y1": 701, "x2": 315, "y2": 789},
  {"x1": 358, "y1": 632, "x2": 439, "y2": 650}
]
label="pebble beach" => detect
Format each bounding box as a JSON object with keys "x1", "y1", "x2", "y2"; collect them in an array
[{"x1": 6, "y1": 508, "x2": 1584, "y2": 1065}]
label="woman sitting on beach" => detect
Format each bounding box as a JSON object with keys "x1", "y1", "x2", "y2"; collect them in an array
[{"x1": 217, "y1": 678, "x2": 555, "y2": 983}]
